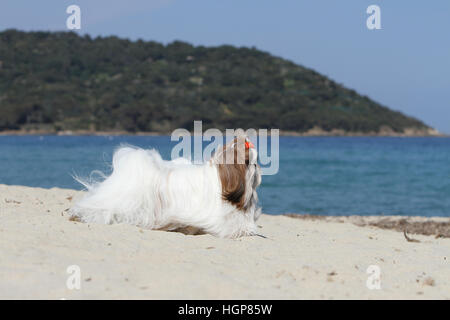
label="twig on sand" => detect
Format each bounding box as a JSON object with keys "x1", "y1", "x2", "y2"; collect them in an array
[
  {"x1": 254, "y1": 233, "x2": 273, "y2": 240},
  {"x1": 403, "y1": 230, "x2": 420, "y2": 243}
]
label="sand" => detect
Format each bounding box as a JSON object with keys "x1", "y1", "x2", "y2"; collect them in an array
[{"x1": 0, "y1": 184, "x2": 449, "y2": 299}]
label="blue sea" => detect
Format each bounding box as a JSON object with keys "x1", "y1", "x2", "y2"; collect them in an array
[{"x1": 1, "y1": 136, "x2": 450, "y2": 217}]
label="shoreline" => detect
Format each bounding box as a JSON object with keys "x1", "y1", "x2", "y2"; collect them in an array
[
  {"x1": 0, "y1": 129, "x2": 447, "y2": 137},
  {"x1": 1, "y1": 184, "x2": 449, "y2": 299}
]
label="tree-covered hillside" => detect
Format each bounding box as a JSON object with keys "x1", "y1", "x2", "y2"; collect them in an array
[{"x1": 0, "y1": 29, "x2": 433, "y2": 134}]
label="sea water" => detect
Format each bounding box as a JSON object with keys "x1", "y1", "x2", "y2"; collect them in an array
[{"x1": 1, "y1": 135, "x2": 449, "y2": 217}]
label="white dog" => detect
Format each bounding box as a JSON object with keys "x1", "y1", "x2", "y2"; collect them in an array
[{"x1": 69, "y1": 134, "x2": 262, "y2": 238}]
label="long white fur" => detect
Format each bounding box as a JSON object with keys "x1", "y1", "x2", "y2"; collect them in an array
[{"x1": 70, "y1": 141, "x2": 261, "y2": 238}]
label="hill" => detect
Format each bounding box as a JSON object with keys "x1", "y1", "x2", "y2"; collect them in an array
[{"x1": 0, "y1": 29, "x2": 437, "y2": 135}]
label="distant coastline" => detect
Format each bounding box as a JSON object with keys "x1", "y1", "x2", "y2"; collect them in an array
[
  {"x1": 0, "y1": 126, "x2": 444, "y2": 137},
  {"x1": 0, "y1": 30, "x2": 436, "y2": 138}
]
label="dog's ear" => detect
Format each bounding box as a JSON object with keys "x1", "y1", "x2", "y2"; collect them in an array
[
  {"x1": 218, "y1": 161, "x2": 246, "y2": 209},
  {"x1": 214, "y1": 134, "x2": 256, "y2": 209},
  {"x1": 217, "y1": 137, "x2": 247, "y2": 208}
]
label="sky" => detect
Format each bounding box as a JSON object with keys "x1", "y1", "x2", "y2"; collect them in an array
[{"x1": 1, "y1": 0, "x2": 449, "y2": 132}]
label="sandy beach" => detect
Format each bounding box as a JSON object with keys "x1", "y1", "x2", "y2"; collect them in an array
[{"x1": 0, "y1": 184, "x2": 449, "y2": 299}]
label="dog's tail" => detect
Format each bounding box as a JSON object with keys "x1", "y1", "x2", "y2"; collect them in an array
[{"x1": 69, "y1": 146, "x2": 165, "y2": 228}]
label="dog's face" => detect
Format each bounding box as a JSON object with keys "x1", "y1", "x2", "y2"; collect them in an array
[{"x1": 214, "y1": 135, "x2": 260, "y2": 211}]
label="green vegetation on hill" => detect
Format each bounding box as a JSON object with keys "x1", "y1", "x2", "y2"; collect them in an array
[{"x1": 0, "y1": 29, "x2": 431, "y2": 134}]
